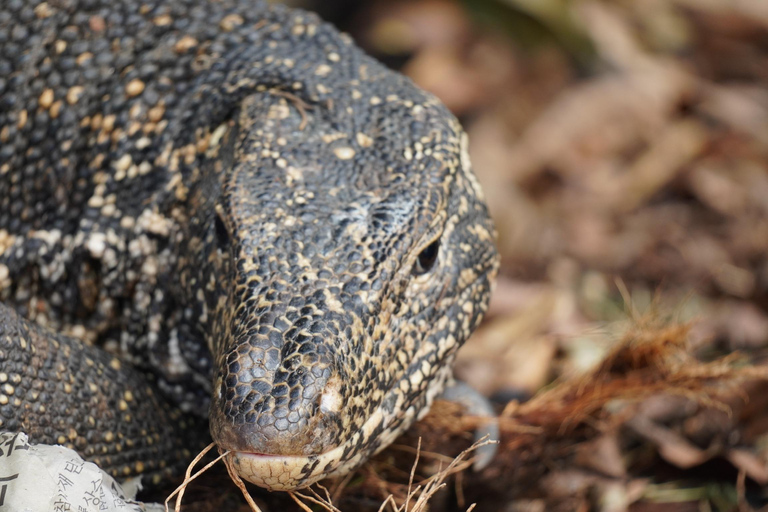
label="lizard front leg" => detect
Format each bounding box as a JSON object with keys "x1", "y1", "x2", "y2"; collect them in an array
[{"x1": 0, "y1": 302, "x2": 206, "y2": 486}]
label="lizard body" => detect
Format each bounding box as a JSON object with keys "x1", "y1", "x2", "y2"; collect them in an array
[{"x1": 0, "y1": 0, "x2": 498, "y2": 490}]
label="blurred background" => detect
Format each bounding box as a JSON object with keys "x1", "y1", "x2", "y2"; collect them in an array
[{"x1": 178, "y1": 1, "x2": 768, "y2": 510}]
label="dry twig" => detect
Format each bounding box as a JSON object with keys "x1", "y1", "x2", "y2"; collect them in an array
[{"x1": 164, "y1": 442, "x2": 231, "y2": 512}]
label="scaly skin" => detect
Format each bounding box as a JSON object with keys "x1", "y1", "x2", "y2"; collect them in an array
[{"x1": 0, "y1": 0, "x2": 498, "y2": 490}]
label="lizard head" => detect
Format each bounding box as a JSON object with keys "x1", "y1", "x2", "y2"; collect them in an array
[{"x1": 188, "y1": 14, "x2": 498, "y2": 491}]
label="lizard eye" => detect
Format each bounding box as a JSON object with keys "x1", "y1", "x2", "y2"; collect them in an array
[
  {"x1": 413, "y1": 239, "x2": 440, "y2": 276},
  {"x1": 214, "y1": 209, "x2": 230, "y2": 250}
]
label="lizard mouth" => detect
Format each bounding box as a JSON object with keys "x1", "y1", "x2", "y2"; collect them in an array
[
  {"x1": 226, "y1": 402, "x2": 400, "y2": 491},
  {"x1": 228, "y1": 448, "x2": 343, "y2": 491},
  {"x1": 226, "y1": 365, "x2": 455, "y2": 490}
]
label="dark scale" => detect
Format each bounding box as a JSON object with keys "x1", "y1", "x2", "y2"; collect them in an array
[{"x1": 0, "y1": 0, "x2": 498, "y2": 491}]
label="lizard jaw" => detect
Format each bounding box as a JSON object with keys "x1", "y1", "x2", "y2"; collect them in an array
[
  {"x1": 229, "y1": 450, "x2": 341, "y2": 491},
  {"x1": 226, "y1": 405, "x2": 388, "y2": 490},
  {"x1": 226, "y1": 363, "x2": 457, "y2": 490},
  {"x1": 227, "y1": 397, "x2": 412, "y2": 490}
]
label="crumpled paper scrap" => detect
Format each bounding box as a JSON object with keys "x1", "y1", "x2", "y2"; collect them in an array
[{"x1": 0, "y1": 431, "x2": 163, "y2": 512}]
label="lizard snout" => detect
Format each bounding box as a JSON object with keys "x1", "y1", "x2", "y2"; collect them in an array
[{"x1": 209, "y1": 349, "x2": 346, "y2": 460}]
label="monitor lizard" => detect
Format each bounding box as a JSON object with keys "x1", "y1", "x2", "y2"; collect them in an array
[{"x1": 0, "y1": 0, "x2": 499, "y2": 491}]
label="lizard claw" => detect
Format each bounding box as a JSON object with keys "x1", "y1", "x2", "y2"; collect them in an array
[{"x1": 440, "y1": 380, "x2": 499, "y2": 470}]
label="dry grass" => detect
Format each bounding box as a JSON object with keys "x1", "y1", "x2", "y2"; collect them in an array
[
  {"x1": 165, "y1": 443, "x2": 231, "y2": 512},
  {"x1": 163, "y1": 436, "x2": 493, "y2": 512}
]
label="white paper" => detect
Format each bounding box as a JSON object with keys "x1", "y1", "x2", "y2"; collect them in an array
[{"x1": 0, "y1": 431, "x2": 163, "y2": 512}]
